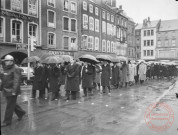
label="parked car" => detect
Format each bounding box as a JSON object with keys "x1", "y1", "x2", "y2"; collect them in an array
[{"x1": 19, "y1": 67, "x2": 34, "y2": 85}]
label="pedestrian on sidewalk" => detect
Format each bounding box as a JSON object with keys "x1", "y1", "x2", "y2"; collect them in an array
[
  {"x1": 81, "y1": 62, "x2": 95, "y2": 97},
  {"x1": 111, "y1": 62, "x2": 120, "y2": 89},
  {"x1": 31, "y1": 61, "x2": 43, "y2": 98},
  {"x1": 48, "y1": 64, "x2": 60, "y2": 101},
  {"x1": 138, "y1": 61, "x2": 147, "y2": 84},
  {"x1": 101, "y1": 61, "x2": 112, "y2": 94},
  {"x1": 94, "y1": 64, "x2": 102, "y2": 91},
  {"x1": 120, "y1": 61, "x2": 129, "y2": 87},
  {"x1": 65, "y1": 59, "x2": 80, "y2": 100},
  {"x1": 1, "y1": 55, "x2": 26, "y2": 127}
]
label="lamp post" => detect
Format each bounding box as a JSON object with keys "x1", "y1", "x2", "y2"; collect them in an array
[{"x1": 27, "y1": 37, "x2": 31, "y2": 81}]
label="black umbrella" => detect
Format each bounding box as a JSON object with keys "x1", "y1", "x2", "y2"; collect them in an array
[
  {"x1": 21, "y1": 56, "x2": 41, "y2": 63},
  {"x1": 96, "y1": 55, "x2": 111, "y2": 62},
  {"x1": 79, "y1": 54, "x2": 99, "y2": 64}
]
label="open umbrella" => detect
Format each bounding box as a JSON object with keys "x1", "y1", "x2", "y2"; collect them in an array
[
  {"x1": 21, "y1": 56, "x2": 40, "y2": 63},
  {"x1": 42, "y1": 56, "x2": 64, "y2": 64},
  {"x1": 116, "y1": 56, "x2": 127, "y2": 62},
  {"x1": 96, "y1": 55, "x2": 111, "y2": 62},
  {"x1": 40, "y1": 53, "x2": 55, "y2": 60},
  {"x1": 79, "y1": 54, "x2": 99, "y2": 64},
  {"x1": 136, "y1": 59, "x2": 146, "y2": 63},
  {"x1": 61, "y1": 55, "x2": 73, "y2": 62}
]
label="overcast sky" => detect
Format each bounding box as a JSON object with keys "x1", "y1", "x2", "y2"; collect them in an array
[{"x1": 116, "y1": 0, "x2": 178, "y2": 23}]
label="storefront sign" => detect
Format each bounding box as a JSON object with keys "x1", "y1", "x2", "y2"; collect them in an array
[
  {"x1": 48, "y1": 50, "x2": 74, "y2": 56},
  {"x1": 1, "y1": 10, "x2": 38, "y2": 22}
]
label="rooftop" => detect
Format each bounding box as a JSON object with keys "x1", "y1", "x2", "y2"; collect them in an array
[{"x1": 159, "y1": 19, "x2": 178, "y2": 31}]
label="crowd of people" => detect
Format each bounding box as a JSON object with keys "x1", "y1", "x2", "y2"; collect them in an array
[
  {"x1": 0, "y1": 54, "x2": 178, "y2": 127},
  {"x1": 25, "y1": 57, "x2": 178, "y2": 101}
]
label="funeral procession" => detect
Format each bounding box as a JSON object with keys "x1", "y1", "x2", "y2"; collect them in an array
[{"x1": 0, "y1": 0, "x2": 178, "y2": 135}]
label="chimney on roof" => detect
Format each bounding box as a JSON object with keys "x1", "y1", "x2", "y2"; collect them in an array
[
  {"x1": 119, "y1": 5, "x2": 122, "y2": 10},
  {"x1": 148, "y1": 17, "x2": 150, "y2": 23}
]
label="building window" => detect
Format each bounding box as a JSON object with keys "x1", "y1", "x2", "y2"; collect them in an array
[
  {"x1": 11, "y1": 0, "x2": 22, "y2": 12},
  {"x1": 111, "y1": 42, "x2": 114, "y2": 53},
  {"x1": 48, "y1": 0, "x2": 55, "y2": 7},
  {"x1": 107, "y1": 13, "x2": 110, "y2": 21},
  {"x1": 151, "y1": 50, "x2": 153, "y2": 56},
  {"x1": 102, "y1": 21, "x2": 106, "y2": 33},
  {"x1": 83, "y1": 1, "x2": 87, "y2": 10},
  {"x1": 64, "y1": 0, "x2": 69, "y2": 11},
  {"x1": 29, "y1": 24, "x2": 37, "y2": 37},
  {"x1": 29, "y1": 0, "x2": 38, "y2": 16},
  {"x1": 71, "y1": 2, "x2": 77, "y2": 14},
  {"x1": 89, "y1": 17, "x2": 94, "y2": 31},
  {"x1": 147, "y1": 30, "x2": 150, "y2": 36},
  {"x1": 0, "y1": 18, "x2": 5, "y2": 42},
  {"x1": 107, "y1": 23, "x2": 111, "y2": 35},
  {"x1": 88, "y1": 36, "x2": 94, "y2": 50},
  {"x1": 95, "y1": 19, "x2": 99, "y2": 32},
  {"x1": 111, "y1": 25, "x2": 115, "y2": 36},
  {"x1": 172, "y1": 31, "x2": 175, "y2": 37},
  {"x1": 102, "y1": 11, "x2": 105, "y2": 19},
  {"x1": 165, "y1": 40, "x2": 169, "y2": 46},
  {"x1": 157, "y1": 40, "x2": 161, "y2": 47},
  {"x1": 47, "y1": 10, "x2": 56, "y2": 28},
  {"x1": 144, "y1": 40, "x2": 146, "y2": 46},
  {"x1": 144, "y1": 50, "x2": 146, "y2": 56},
  {"x1": 63, "y1": 17, "x2": 69, "y2": 31},
  {"x1": 151, "y1": 40, "x2": 154, "y2": 46},
  {"x1": 48, "y1": 33, "x2": 55, "y2": 46},
  {"x1": 107, "y1": 41, "x2": 110, "y2": 52},
  {"x1": 111, "y1": 15, "x2": 114, "y2": 22},
  {"x1": 147, "y1": 50, "x2": 150, "y2": 56},
  {"x1": 71, "y1": 37, "x2": 77, "y2": 50},
  {"x1": 95, "y1": 7, "x2": 98, "y2": 16},
  {"x1": 63, "y1": 36, "x2": 69, "y2": 50},
  {"x1": 83, "y1": 14, "x2": 88, "y2": 29},
  {"x1": 151, "y1": 30, "x2": 154, "y2": 36},
  {"x1": 102, "y1": 40, "x2": 106, "y2": 52},
  {"x1": 144, "y1": 30, "x2": 146, "y2": 36},
  {"x1": 172, "y1": 39, "x2": 176, "y2": 46},
  {"x1": 95, "y1": 37, "x2": 99, "y2": 51},
  {"x1": 71, "y1": 19, "x2": 76, "y2": 32},
  {"x1": 89, "y1": 4, "x2": 93, "y2": 13},
  {"x1": 81, "y1": 35, "x2": 88, "y2": 49},
  {"x1": 147, "y1": 40, "x2": 150, "y2": 46},
  {"x1": 12, "y1": 20, "x2": 22, "y2": 43},
  {"x1": 1, "y1": 0, "x2": 5, "y2": 8},
  {"x1": 113, "y1": 42, "x2": 116, "y2": 53}
]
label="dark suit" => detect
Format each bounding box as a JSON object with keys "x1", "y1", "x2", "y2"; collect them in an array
[
  {"x1": 32, "y1": 65, "x2": 43, "y2": 98},
  {"x1": 66, "y1": 63, "x2": 80, "y2": 99}
]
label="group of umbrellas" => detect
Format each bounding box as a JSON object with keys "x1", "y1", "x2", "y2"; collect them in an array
[
  {"x1": 21, "y1": 54, "x2": 73, "y2": 64},
  {"x1": 21, "y1": 53, "x2": 128, "y2": 65}
]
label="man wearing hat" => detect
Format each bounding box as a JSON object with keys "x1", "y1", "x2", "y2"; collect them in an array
[{"x1": 1, "y1": 55, "x2": 26, "y2": 127}]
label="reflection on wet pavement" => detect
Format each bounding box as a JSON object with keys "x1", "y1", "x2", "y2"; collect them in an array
[{"x1": 1, "y1": 79, "x2": 177, "y2": 135}]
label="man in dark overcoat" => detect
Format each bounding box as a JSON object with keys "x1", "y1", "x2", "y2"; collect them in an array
[
  {"x1": 48, "y1": 64, "x2": 60, "y2": 100},
  {"x1": 81, "y1": 62, "x2": 95, "y2": 96},
  {"x1": 65, "y1": 59, "x2": 80, "y2": 100},
  {"x1": 1, "y1": 55, "x2": 26, "y2": 127},
  {"x1": 101, "y1": 61, "x2": 111, "y2": 94},
  {"x1": 31, "y1": 61, "x2": 43, "y2": 98},
  {"x1": 111, "y1": 63, "x2": 120, "y2": 89}
]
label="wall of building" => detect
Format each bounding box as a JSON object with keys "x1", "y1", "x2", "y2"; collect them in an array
[
  {"x1": 156, "y1": 30, "x2": 178, "y2": 60},
  {"x1": 141, "y1": 28, "x2": 156, "y2": 60}
]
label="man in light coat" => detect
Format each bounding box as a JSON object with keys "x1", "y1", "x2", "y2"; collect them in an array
[{"x1": 138, "y1": 62, "x2": 147, "y2": 84}]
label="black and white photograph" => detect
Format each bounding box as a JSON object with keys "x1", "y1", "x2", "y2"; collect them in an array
[{"x1": 0, "y1": 0, "x2": 178, "y2": 135}]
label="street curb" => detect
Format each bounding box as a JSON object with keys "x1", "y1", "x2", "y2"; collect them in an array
[{"x1": 155, "y1": 78, "x2": 177, "y2": 103}]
